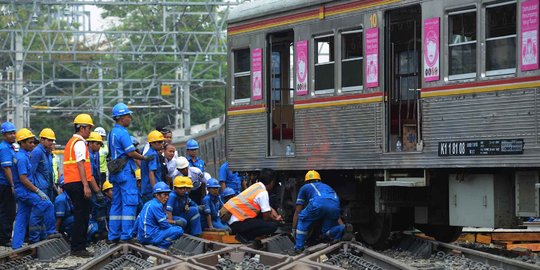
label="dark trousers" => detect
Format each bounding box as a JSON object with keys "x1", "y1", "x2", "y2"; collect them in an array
[
  {"x1": 100, "y1": 173, "x2": 107, "y2": 188},
  {"x1": 230, "y1": 218, "x2": 278, "y2": 241},
  {"x1": 0, "y1": 185, "x2": 15, "y2": 245},
  {"x1": 64, "y1": 182, "x2": 91, "y2": 251},
  {"x1": 189, "y1": 187, "x2": 203, "y2": 205}
]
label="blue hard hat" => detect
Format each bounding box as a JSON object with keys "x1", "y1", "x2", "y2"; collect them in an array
[
  {"x1": 153, "y1": 182, "x2": 171, "y2": 194},
  {"x1": 1, "y1": 122, "x2": 16, "y2": 133},
  {"x1": 222, "y1": 187, "x2": 235, "y2": 197},
  {"x1": 112, "y1": 103, "x2": 133, "y2": 118},
  {"x1": 186, "y1": 139, "x2": 199, "y2": 150},
  {"x1": 207, "y1": 178, "x2": 220, "y2": 188}
]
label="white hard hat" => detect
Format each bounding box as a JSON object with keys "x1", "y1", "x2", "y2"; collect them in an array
[
  {"x1": 204, "y1": 172, "x2": 211, "y2": 181},
  {"x1": 175, "y1": 156, "x2": 189, "y2": 169},
  {"x1": 94, "y1": 127, "x2": 106, "y2": 137}
]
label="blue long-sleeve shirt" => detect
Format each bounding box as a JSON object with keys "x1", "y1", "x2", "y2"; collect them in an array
[{"x1": 138, "y1": 198, "x2": 173, "y2": 240}]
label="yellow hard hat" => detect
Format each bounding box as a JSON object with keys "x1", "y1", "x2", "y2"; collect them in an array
[
  {"x1": 39, "y1": 128, "x2": 56, "y2": 140},
  {"x1": 16, "y1": 128, "x2": 35, "y2": 142},
  {"x1": 73, "y1": 113, "x2": 94, "y2": 126},
  {"x1": 147, "y1": 130, "x2": 164, "y2": 143},
  {"x1": 102, "y1": 180, "x2": 113, "y2": 191},
  {"x1": 305, "y1": 170, "x2": 321, "y2": 181},
  {"x1": 135, "y1": 169, "x2": 141, "y2": 180},
  {"x1": 173, "y1": 176, "x2": 193, "y2": 188},
  {"x1": 87, "y1": 132, "x2": 103, "y2": 143}
]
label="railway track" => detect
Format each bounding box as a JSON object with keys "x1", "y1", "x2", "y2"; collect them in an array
[{"x1": 2, "y1": 233, "x2": 540, "y2": 269}]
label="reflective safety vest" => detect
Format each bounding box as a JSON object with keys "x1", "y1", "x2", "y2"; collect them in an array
[
  {"x1": 63, "y1": 136, "x2": 93, "y2": 184},
  {"x1": 223, "y1": 182, "x2": 265, "y2": 222}
]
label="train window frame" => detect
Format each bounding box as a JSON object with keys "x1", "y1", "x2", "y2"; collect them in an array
[
  {"x1": 447, "y1": 8, "x2": 478, "y2": 81},
  {"x1": 313, "y1": 33, "x2": 336, "y2": 95},
  {"x1": 232, "y1": 48, "x2": 251, "y2": 104},
  {"x1": 340, "y1": 29, "x2": 364, "y2": 92},
  {"x1": 484, "y1": 1, "x2": 517, "y2": 77}
]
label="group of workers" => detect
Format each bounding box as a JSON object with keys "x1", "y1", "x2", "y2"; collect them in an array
[{"x1": 0, "y1": 101, "x2": 353, "y2": 257}]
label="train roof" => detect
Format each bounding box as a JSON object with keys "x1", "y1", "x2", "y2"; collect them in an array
[{"x1": 227, "y1": 0, "x2": 334, "y2": 24}]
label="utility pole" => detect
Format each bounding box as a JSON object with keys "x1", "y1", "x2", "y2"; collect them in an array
[
  {"x1": 181, "y1": 59, "x2": 190, "y2": 129},
  {"x1": 14, "y1": 34, "x2": 25, "y2": 129}
]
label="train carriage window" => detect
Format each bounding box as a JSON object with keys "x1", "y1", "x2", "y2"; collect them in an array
[
  {"x1": 448, "y1": 9, "x2": 477, "y2": 80},
  {"x1": 485, "y1": 2, "x2": 516, "y2": 76},
  {"x1": 233, "y1": 49, "x2": 251, "y2": 102},
  {"x1": 341, "y1": 29, "x2": 363, "y2": 91},
  {"x1": 315, "y1": 35, "x2": 335, "y2": 93}
]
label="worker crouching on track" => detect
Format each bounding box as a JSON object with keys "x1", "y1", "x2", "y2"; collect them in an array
[
  {"x1": 12, "y1": 128, "x2": 62, "y2": 249},
  {"x1": 88, "y1": 180, "x2": 113, "y2": 242},
  {"x1": 55, "y1": 176, "x2": 74, "y2": 238},
  {"x1": 222, "y1": 187, "x2": 236, "y2": 203},
  {"x1": 141, "y1": 130, "x2": 165, "y2": 203},
  {"x1": 290, "y1": 170, "x2": 354, "y2": 255},
  {"x1": 202, "y1": 178, "x2": 229, "y2": 231},
  {"x1": 166, "y1": 176, "x2": 203, "y2": 236},
  {"x1": 136, "y1": 182, "x2": 183, "y2": 249},
  {"x1": 221, "y1": 168, "x2": 283, "y2": 244}
]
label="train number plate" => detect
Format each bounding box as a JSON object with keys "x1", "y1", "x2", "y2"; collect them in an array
[{"x1": 438, "y1": 139, "x2": 524, "y2": 156}]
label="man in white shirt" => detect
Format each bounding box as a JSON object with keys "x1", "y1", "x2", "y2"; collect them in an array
[
  {"x1": 222, "y1": 168, "x2": 283, "y2": 243},
  {"x1": 175, "y1": 156, "x2": 206, "y2": 204}
]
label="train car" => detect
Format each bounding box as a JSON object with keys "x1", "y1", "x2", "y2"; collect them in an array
[
  {"x1": 174, "y1": 116, "x2": 226, "y2": 179},
  {"x1": 225, "y1": 0, "x2": 540, "y2": 248}
]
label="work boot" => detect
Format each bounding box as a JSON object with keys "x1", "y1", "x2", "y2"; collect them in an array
[
  {"x1": 234, "y1": 234, "x2": 253, "y2": 244},
  {"x1": 47, "y1": 233, "x2": 63, "y2": 239},
  {"x1": 106, "y1": 239, "x2": 119, "y2": 245},
  {"x1": 341, "y1": 223, "x2": 354, "y2": 241},
  {"x1": 287, "y1": 248, "x2": 304, "y2": 256},
  {"x1": 71, "y1": 249, "x2": 94, "y2": 258},
  {"x1": 119, "y1": 238, "x2": 138, "y2": 244}
]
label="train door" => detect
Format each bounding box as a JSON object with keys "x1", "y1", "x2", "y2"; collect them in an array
[
  {"x1": 385, "y1": 5, "x2": 421, "y2": 152},
  {"x1": 267, "y1": 30, "x2": 295, "y2": 156}
]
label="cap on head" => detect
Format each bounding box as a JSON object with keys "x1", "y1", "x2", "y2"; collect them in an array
[
  {"x1": 94, "y1": 127, "x2": 106, "y2": 137},
  {"x1": 102, "y1": 180, "x2": 113, "y2": 192},
  {"x1": 206, "y1": 178, "x2": 220, "y2": 188},
  {"x1": 153, "y1": 182, "x2": 171, "y2": 194},
  {"x1": 1, "y1": 122, "x2": 16, "y2": 133},
  {"x1": 147, "y1": 130, "x2": 164, "y2": 143},
  {"x1": 175, "y1": 156, "x2": 189, "y2": 169},
  {"x1": 16, "y1": 128, "x2": 35, "y2": 142},
  {"x1": 305, "y1": 170, "x2": 321, "y2": 182},
  {"x1": 74, "y1": 114, "x2": 94, "y2": 127},
  {"x1": 173, "y1": 176, "x2": 193, "y2": 188},
  {"x1": 186, "y1": 139, "x2": 199, "y2": 150},
  {"x1": 39, "y1": 128, "x2": 56, "y2": 140},
  {"x1": 222, "y1": 187, "x2": 235, "y2": 197},
  {"x1": 112, "y1": 103, "x2": 133, "y2": 118}
]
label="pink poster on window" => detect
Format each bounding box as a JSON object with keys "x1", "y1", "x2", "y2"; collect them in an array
[
  {"x1": 423, "y1": 17, "x2": 440, "y2": 82},
  {"x1": 521, "y1": 0, "x2": 539, "y2": 71},
  {"x1": 295, "y1": 40, "x2": 308, "y2": 96},
  {"x1": 251, "y1": 48, "x2": 263, "y2": 101},
  {"x1": 365, "y1": 28, "x2": 379, "y2": 88}
]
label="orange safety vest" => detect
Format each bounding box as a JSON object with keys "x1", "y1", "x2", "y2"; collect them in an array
[
  {"x1": 224, "y1": 182, "x2": 266, "y2": 222},
  {"x1": 63, "y1": 135, "x2": 93, "y2": 184}
]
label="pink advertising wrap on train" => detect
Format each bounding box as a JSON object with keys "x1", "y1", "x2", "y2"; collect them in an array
[
  {"x1": 251, "y1": 48, "x2": 263, "y2": 100},
  {"x1": 423, "y1": 17, "x2": 440, "y2": 82},
  {"x1": 521, "y1": 0, "x2": 539, "y2": 71},
  {"x1": 365, "y1": 28, "x2": 379, "y2": 88}
]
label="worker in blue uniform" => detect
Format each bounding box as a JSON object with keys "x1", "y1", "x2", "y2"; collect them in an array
[
  {"x1": 28, "y1": 128, "x2": 57, "y2": 244},
  {"x1": 218, "y1": 161, "x2": 245, "y2": 195},
  {"x1": 88, "y1": 180, "x2": 113, "y2": 242},
  {"x1": 137, "y1": 182, "x2": 183, "y2": 249},
  {"x1": 11, "y1": 128, "x2": 62, "y2": 249},
  {"x1": 0, "y1": 122, "x2": 17, "y2": 247},
  {"x1": 166, "y1": 176, "x2": 203, "y2": 236},
  {"x1": 55, "y1": 176, "x2": 74, "y2": 238},
  {"x1": 290, "y1": 170, "x2": 354, "y2": 254},
  {"x1": 108, "y1": 102, "x2": 154, "y2": 243},
  {"x1": 202, "y1": 178, "x2": 229, "y2": 231},
  {"x1": 186, "y1": 139, "x2": 205, "y2": 172},
  {"x1": 141, "y1": 130, "x2": 165, "y2": 202},
  {"x1": 87, "y1": 132, "x2": 103, "y2": 187}
]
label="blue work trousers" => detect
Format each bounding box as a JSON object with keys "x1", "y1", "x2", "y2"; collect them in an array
[
  {"x1": 29, "y1": 187, "x2": 55, "y2": 243},
  {"x1": 138, "y1": 226, "x2": 183, "y2": 249},
  {"x1": 295, "y1": 198, "x2": 344, "y2": 250},
  {"x1": 108, "y1": 169, "x2": 138, "y2": 241},
  {"x1": 12, "y1": 189, "x2": 56, "y2": 249},
  {"x1": 173, "y1": 206, "x2": 202, "y2": 236}
]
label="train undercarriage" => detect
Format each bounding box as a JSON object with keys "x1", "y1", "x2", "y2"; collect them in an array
[{"x1": 266, "y1": 168, "x2": 530, "y2": 249}]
